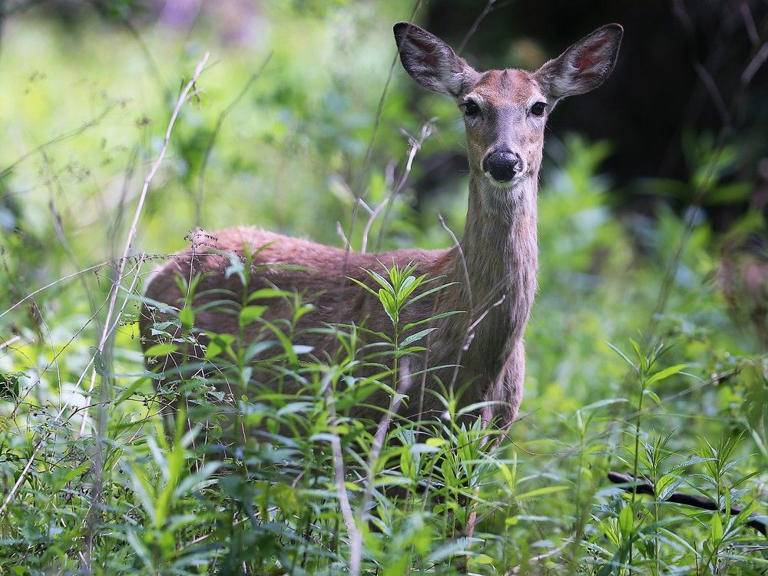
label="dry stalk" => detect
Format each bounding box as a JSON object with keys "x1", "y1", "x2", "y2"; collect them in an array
[
  {"x1": 323, "y1": 377, "x2": 362, "y2": 576},
  {"x1": 78, "y1": 52, "x2": 210, "y2": 437},
  {"x1": 371, "y1": 120, "x2": 435, "y2": 252},
  {"x1": 359, "y1": 358, "x2": 414, "y2": 515}
]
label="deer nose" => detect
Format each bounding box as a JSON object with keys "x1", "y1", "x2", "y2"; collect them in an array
[{"x1": 482, "y1": 151, "x2": 524, "y2": 182}]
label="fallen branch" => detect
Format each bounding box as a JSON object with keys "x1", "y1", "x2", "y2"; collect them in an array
[{"x1": 608, "y1": 471, "x2": 767, "y2": 536}]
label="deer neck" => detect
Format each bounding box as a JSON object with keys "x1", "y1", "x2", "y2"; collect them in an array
[{"x1": 449, "y1": 172, "x2": 539, "y2": 350}]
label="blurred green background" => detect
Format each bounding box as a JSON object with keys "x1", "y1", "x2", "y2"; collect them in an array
[{"x1": 1, "y1": 1, "x2": 767, "y2": 572}]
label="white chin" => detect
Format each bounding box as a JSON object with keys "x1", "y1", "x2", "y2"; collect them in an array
[{"x1": 483, "y1": 172, "x2": 520, "y2": 188}]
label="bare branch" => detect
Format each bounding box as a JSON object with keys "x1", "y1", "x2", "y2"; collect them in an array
[
  {"x1": 0, "y1": 335, "x2": 20, "y2": 350},
  {"x1": 505, "y1": 542, "x2": 569, "y2": 575},
  {"x1": 345, "y1": 0, "x2": 423, "y2": 250},
  {"x1": 78, "y1": 52, "x2": 210, "y2": 436},
  {"x1": 608, "y1": 471, "x2": 767, "y2": 536},
  {"x1": 742, "y1": 43, "x2": 768, "y2": 86},
  {"x1": 323, "y1": 378, "x2": 362, "y2": 576},
  {"x1": 373, "y1": 121, "x2": 435, "y2": 252},
  {"x1": 692, "y1": 62, "x2": 731, "y2": 128},
  {"x1": 1, "y1": 262, "x2": 110, "y2": 321},
  {"x1": 458, "y1": 0, "x2": 497, "y2": 55},
  {"x1": 0, "y1": 440, "x2": 44, "y2": 518},
  {"x1": 740, "y1": 2, "x2": 760, "y2": 47},
  {"x1": 359, "y1": 359, "x2": 413, "y2": 515}
]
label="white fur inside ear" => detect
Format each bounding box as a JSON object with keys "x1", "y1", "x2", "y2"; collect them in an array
[
  {"x1": 535, "y1": 25, "x2": 621, "y2": 100},
  {"x1": 396, "y1": 26, "x2": 469, "y2": 96}
]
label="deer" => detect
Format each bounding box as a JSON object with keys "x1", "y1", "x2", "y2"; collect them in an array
[{"x1": 140, "y1": 22, "x2": 623, "y2": 438}]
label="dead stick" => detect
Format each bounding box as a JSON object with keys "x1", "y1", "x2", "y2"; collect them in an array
[{"x1": 608, "y1": 471, "x2": 767, "y2": 536}]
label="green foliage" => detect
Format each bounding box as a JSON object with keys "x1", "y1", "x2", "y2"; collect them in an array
[{"x1": 1, "y1": 3, "x2": 767, "y2": 575}]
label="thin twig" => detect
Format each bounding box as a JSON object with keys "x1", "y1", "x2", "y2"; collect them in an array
[
  {"x1": 505, "y1": 542, "x2": 569, "y2": 575},
  {"x1": 692, "y1": 62, "x2": 731, "y2": 127},
  {"x1": 41, "y1": 149, "x2": 100, "y2": 320},
  {"x1": 741, "y1": 43, "x2": 768, "y2": 86},
  {"x1": 0, "y1": 335, "x2": 20, "y2": 350},
  {"x1": 343, "y1": 0, "x2": 423, "y2": 263},
  {"x1": 10, "y1": 293, "x2": 110, "y2": 416},
  {"x1": 1, "y1": 262, "x2": 110, "y2": 320},
  {"x1": 740, "y1": 2, "x2": 760, "y2": 47},
  {"x1": 108, "y1": 145, "x2": 139, "y2": 258},
  {"x1": 336, "y1": 221, "x2": 352, "y2": 250},
  {"x1": 0, "y1": 275, "x2": 138, "y2": 519},
  {"x1": 78, "y1": 52, "x2": 210, "y2": 436},
  {"x1": 195, "y1": 53, "x2": 272, "y2": 226},
  {"x1": 324, "y1": 377, "x2": 362, "y2": 576},
  {"x1": 110, "y1": 5, "x2": 169, "y2": 94},
  {"x1": 360, "y1": 198, "x2": 389, "y2": 254},
  {"x1": 359, "y1": 359, "x2": 414, "y2": 515},
  {"x1": 352, "y1": 0, "x2": 423, "y2": 204},
  {"x1": 0, "y1": 440, "x2": 44, "y2": 518},
  {"x1": 438, "y1": 214, "x2": 472, "y2": 315},
  {"x1": 0, "y1": 105, "x2": 116, "y2": 180},
  {"x1": 373, "y1": 120, "x2": 435, "y2": 252},
  {"x1": 648, "y1": 2, "x2": 763, "y2": 339},
  {"x1": 458, "y1": 0, "x2": 497, "y2": 55}
]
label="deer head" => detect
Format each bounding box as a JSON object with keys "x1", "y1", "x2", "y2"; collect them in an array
[{"x1": 393, "y1": 22, "x2": 622, "y2": 213}]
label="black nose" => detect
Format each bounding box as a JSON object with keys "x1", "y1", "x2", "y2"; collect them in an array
[{"x1": 482, "y1": 151, "x2": 523, "y2": 182}]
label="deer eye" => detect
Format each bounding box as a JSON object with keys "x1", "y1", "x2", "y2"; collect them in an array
[
  {"x1": 461, "y1": 100, "x2": 481, "y2": 117},
  {"x1": 530, "y1": 102, "x2": 547, "y2": 117}
]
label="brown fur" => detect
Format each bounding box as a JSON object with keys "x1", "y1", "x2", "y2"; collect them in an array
[{"x1": 140, "y1": 22, "x2": 622, "y2": 432}]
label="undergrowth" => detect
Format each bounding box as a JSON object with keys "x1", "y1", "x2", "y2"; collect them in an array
[{"x1": 1, "y1": 4, "x2": 767, "y2": 575}]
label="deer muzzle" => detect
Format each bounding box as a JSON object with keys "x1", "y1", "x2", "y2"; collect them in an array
[{"x1": 482, "y1": 150, "x2": 525, "y2": 183}]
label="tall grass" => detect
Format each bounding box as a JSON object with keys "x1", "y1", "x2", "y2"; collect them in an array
[{"x1": 1, "y1": 4, "x2": 767, "y2": 575}]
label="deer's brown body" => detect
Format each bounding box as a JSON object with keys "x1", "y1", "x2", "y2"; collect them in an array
[{"x1": 141, "y1": 22, "x2": 622, "y2": 429}]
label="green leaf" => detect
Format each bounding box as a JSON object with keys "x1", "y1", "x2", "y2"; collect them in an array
[
  {"x1": 470, "y1": 554, "x2": 494, "y2": 566},
  {"x1": 607, "y1": 342, "x2": 636, "y2": 370},
  {"x1": 292, "y1": 344, "x2": 313, "y2": 355},
  {"x1": 144, "y1": 343, "x2": 178, "y2": 357},
  {"x1": 348, "y1": 276, "x2": 378, "y2": 297},
  {"x1": 704, "y1": 182, "x2": 751, "y2": 204},
  {"x1": 581, "y1": 398, "x2": 628, "y2": 412},
  {"x1": 179, "y1": 307, "x2": 194, "y2": 331},
  {"x1": 710, "y1": 511, "x2": 723, "y2": 543},
  {"x1": 643, "y1": 388, "x2": 662, "y2": 405},
  {"x1": 0, "y1": 373, "x2": 20, "y2": 401},
  {"x1": 368, "y1": 269, "x2": 392, "y2": 291},
  {"x1": 619, "y1": 504, "x2": 634, "y2": 538},
  {"x1": 205, "y1": 333, "x2": 235, "y2": 360},
  {"x1": 742, "y1": 364, "x2": 768, "y2": 434},
  {"x1": 407, "y1": 280, "x2": 455, "y2": 305},
  {"x1": 402, "y1": 309, "x2": 462, "y2": 330},
  {"x1": 395, "y1": 274, "x2": 420, "y2": 304},
  {"x1": 261, "y1": 320, "x2": 298, "y2": 365},
  {"x1": 239, "y1": 305, "x2": 267, "y2": 328},
  {"x1": 646, "y1": 364, "x2": 687, "y2": 386},
  {"x1": 656, "y1": 473, "x2": 681, "y2": 501},
  {"x1": 732, "y1": 500, "x2": 759, "y2": 529},
  {"x1": 247, "y1": 288, "x2": 291, "y2": 301},
  {"x1": 399, "y1": 328, "x2": 436, "y2": 348},
  {"x1": 516, "y1": 485, "x2": 568, "y2": 500}
]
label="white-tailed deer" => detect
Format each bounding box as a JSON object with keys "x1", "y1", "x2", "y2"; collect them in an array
[{"x1": 141, "y1": 22, "x2": 622, "y2": 432}]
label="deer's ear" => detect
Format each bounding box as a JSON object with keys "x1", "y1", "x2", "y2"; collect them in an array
[
  {"x1": 394, "y1": 22, "x2": 477, "y2": 97},
  {"x1": 535, "y1": 24, "x2": 623, "y2": 101}
]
